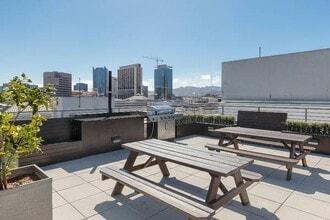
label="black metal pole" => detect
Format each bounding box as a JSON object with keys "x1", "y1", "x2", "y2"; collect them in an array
[
  {"x1": 108, "y1": 71, "x2": 112, "y2": 114},
  {"x1": 78, "y1": 78, "x2": 81, "y2": 108}
]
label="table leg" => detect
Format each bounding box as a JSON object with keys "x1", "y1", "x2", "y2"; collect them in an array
[
  {"x1": 285, "y1": 143, "x2": 297, "y2": 181},
  {"x1": 233, "y1": 136, "x2": 239, "y2": 150},
  {"x1": 112, "y1": 151, "x2": 139, "y2": 196},
  {"x1": 289, "y1": 142, "x2": 296, "y2": 159},
  {"x1": 156, "y1": 158, "x2": 170, "y2": 176},
  {"x1": 219, "y1": 180, "x2": 228, "y2": 194},
  {"x1": 286, "y1": 166, "x2": 293, "y2": 181},
  {"x1": 206, "y1": 175, "x2": 221, "y2": 203},
  {"x1": 299, "y1": 143, "x2": 308, "y2": 167},
  {"x1": 233, "y1": 170, "x2": 249, "y2": 205},
  {"x1": 218, "y1": 134, "x2": 225, "y2": 147},
  {"x1": 123, "y1": 151, "x2": 139, "y2": 171}
]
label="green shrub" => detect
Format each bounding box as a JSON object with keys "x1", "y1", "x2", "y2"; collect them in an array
[
  {"x1": 0, "y1": 74, "x2": 57, "y2": 189},
  {"x1": 176, "y1": 114, "x2": 235, "y2": 126},
  {"x1": 287, "y1": 120, "x2": 330, "y2": 136}
]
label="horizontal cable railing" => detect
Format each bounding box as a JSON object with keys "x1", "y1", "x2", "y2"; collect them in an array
[
  {"x1": 219, "y1": 104, "x2": 330, "y2": 122},
  {"x1": 4, "y1": 102, "x2": 330, "y2": 123},
  {"x1": 6, "y1": 107, "x2": 148, "y2": 120}
]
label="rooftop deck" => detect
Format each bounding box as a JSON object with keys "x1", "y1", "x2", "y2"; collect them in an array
[{"x1": 43, "y1": 135, "x2": 330, "y2": 220}]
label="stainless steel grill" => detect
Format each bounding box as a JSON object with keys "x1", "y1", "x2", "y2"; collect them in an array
[
  {"x1": 145, "y1": 105, "x2": 183, "y2": 140},
  {"x1": 146, "y1": 105, "x2": 183, "y2": 122}
]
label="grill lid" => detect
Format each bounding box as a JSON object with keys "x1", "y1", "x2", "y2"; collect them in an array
[{"x1": 147, "y1": 105, "x2": 175, "y2": 115}]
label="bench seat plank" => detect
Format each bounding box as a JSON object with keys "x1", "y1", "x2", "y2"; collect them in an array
[
  {"x1": 240, "y1": 169, "x2": 263, "y2": 181},
  {"x1": 236, "y1": 137, "x2": 316, "y2": 151},
  {"x1": 205, "y1": 144, "x2": 299, "y2": 164},
  {"x1": 100, "y1": 166, "x2": 215, "y2": 220}
]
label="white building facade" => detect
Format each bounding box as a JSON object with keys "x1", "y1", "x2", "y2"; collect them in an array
[{"x1": 222, "y1": 48, "x2": 330, "y2": 101}]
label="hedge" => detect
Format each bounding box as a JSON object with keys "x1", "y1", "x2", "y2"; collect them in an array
[
  {"x1": 176, "y1": 114, "x2": 235, "y2": 126},
  {"x1": 286, "y1": 120, "x2": 330, "y2": 136}
]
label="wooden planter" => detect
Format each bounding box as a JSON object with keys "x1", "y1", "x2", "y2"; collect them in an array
[
  {"x1": 283, "y1": 131, "x2": 330, "y2": 155},
  {"x1": 19, "y1": 141, "x2": 83, "y2": 167},
  {"x1": 0, "y1": 164, "x2": 52, "y2": 220},
  {"x1": 305, "y1": 134, "x2": 330, "y2": 155}
]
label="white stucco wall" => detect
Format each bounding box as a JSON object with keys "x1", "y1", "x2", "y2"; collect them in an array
[{"x1": 222, "y1": 48, "x2": 330, "y2": 101}]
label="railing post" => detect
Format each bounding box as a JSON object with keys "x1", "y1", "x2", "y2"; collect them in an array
[
  {"x1": 258, "y1": 107, "x2": 260, "y2": 112},
  {"x1": 305, "y1": 108, "x2": 307, "y2": 121},
  {"x1": 222, "y1": 106, "x2": 224, "y2": 115}
]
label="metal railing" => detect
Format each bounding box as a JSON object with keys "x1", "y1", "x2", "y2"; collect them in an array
[
  {"x1": 219, "y1": 104, "x2": 330, "y2": 122},
  {"x1": 7, "y1": 102, "x2": 330, "y2": 123},
  {"x1": 8, "y1": 107, "x2": 148, "y2": 120}
]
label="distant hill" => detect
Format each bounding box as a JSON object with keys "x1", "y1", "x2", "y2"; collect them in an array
[{"x1": 173, "y1": 86, "x2": 221, "y2": 97}]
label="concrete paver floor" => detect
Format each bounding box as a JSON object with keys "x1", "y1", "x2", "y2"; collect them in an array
[{"x1": 43, "y1": 135, "x2": 330, "y2": 220}]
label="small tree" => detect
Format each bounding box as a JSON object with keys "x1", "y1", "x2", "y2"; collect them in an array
[{"x1": 0, "y1": 74, "x2": 57, "y2": 190}]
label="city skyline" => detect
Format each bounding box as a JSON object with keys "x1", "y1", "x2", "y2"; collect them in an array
[{"x1": 1, "y1": 1, "x2": 330, "y2": 90}]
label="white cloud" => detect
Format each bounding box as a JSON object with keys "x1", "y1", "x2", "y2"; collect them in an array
[
  {"x1": 131, "y1": 73, "x2": 221, "y2": 92},
  {"x1": 173, "y1": 78, "x2": 188, "y2": 88},
  {"x1": 143, "y1": 79, "x2": 153, "y2": 91},
  {"x1": 201, "y1": 74, "x2": 211, "y2": 80},
  {"x1": 173, "y1": 72, "x2": 221, "y2": 88}
]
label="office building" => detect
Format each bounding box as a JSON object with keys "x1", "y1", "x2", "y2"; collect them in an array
[
  {"x1": 154, "y1": 64, "x2": 173, "y2": 100},
  {"x1": 74, "y1": 82, "x2": 88, "y2": 92},
  {"x1": 142, "y1": 85, "x2": 148, "y2": 97},
  {"x1": 93, "y1": 67, "x2": 109, "y2": 96},
  {"x1": 222, "y1": 48, "x2": 330, "y2": 101},
  {"x1": 43, "y1": 71, "x2": 72, "y2": 97},
  {"x1": 1, "y1": 83, "x2": 38, "y2": 92},
  {"x1": 117, "y1": 64, "x2": 142, "y2": 99},
  {"x1": 0, "y1": 83, "x2": 8, "y2": 92},
  {"x1": 111, "y1": 77, "x2": 118, "y2": 99}
]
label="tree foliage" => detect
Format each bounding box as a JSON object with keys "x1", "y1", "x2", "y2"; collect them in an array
[{"x1": 0, "y1": 73, "x2": 57, "y2": 189}]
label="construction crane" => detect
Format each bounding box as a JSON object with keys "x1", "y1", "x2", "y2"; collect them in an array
[{"x1": 141, "y1": 56, "x2": 164, "y2": 67}]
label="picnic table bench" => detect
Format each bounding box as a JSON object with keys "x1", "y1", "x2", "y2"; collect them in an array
[
  {"x1": 206, "y1": 127, "x2": 314, "y2": 180},
  {"x1": 100, "y1": 139, "x2": 262, "y2": 220}
]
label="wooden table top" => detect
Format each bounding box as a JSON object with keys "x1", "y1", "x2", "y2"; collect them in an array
[
  {"x1": 122, "y1": 139, "x2": 253, "y2": 177},
  {"x1": 215, "y1": 127, "x2": 312, "y2": 143}
]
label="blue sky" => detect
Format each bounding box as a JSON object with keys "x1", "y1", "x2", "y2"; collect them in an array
[{"x1": 1, "y1": 0, "x2": 330, "y2": 91}]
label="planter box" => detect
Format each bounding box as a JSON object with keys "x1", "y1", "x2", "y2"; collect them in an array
[
  {"x1": 176, "y1": 123, "x2": 226, "y2": 138},
  {"x1": 283, "y1": 131, "x2": 330, "y2": 155},
  {"x1": 19, "y1": 141, "x2": 83, "y2": 167},
  {"x1": 0, "y1": 164, "x2": 52, "y2": 220},
  {"x1": 305, "y1": 134, "x2": 330, "y2": 155}
]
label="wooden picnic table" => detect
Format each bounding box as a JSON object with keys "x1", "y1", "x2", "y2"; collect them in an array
[
  {"x1": 207, "y1": 127, "x2": 314, "y2": 180},
  {"x1": 103, "y1": 139, "x2": 261, "y2": 214}
]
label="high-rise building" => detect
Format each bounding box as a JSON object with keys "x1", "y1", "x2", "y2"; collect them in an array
[
  {"x1": 154, "y1": 64, "x2": 173, "y2": 100},
  {"x1": 111, "y1": 77, "x2": 118, "y2": 99},
  {"x1": 93, "y1": 67, "x2": 109, "y2": 96},
  {"x1": 117, "y1": 64, "x2": 142, "y2": 99},
  {"x1": 142, "y1": 85, "x2": 148, "y2": 97},
  {"x1": 0, "y1": 83, "x2": 8, "y2": 93},
  {"x1": 43, "y1": 71, "x2": 72, "y2": 97},
  {"x1": 74, "y1": 82, "x2": 88, "y2": 92}
]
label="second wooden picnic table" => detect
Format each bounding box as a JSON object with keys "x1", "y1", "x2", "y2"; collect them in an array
[{"x1": 207, "y1": 127, "x2": 314, "y2": 180}]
